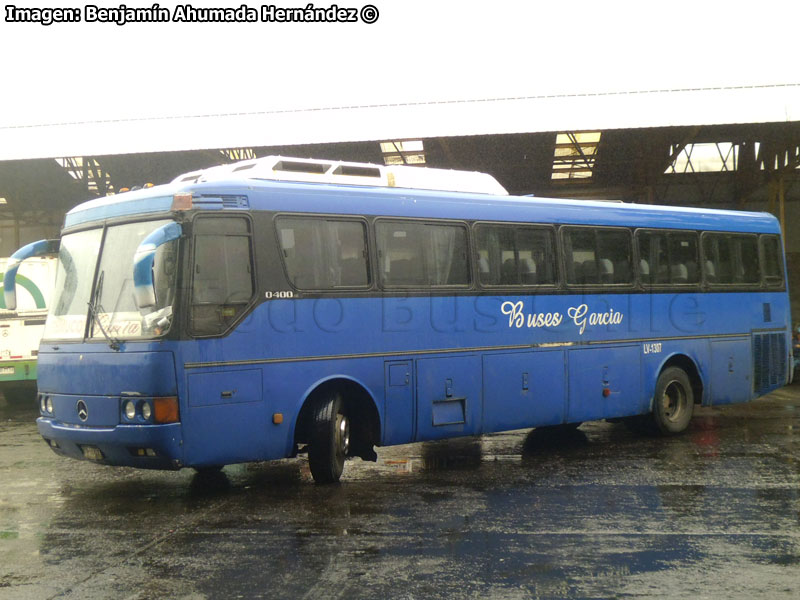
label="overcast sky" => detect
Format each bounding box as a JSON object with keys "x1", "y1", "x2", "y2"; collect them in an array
[{"x1": 2, "y1": 0, "x2": 798, "y2": 129}]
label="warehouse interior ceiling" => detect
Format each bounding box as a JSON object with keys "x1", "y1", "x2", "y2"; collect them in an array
[
  {"x1": 1, "y1": 84, "x2": 798, "y2": 225},
  {"x1": 2, "y1": 120, "x2": 798, "y2": 212}
]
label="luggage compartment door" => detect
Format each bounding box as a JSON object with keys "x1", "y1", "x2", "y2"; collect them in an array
[{"x1": 415, "y1": 356, "x2": 481, "y2": 441}]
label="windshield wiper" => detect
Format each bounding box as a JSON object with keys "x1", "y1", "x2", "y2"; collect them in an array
[{"x1": 87, "y1": 271, "x2": 121, "y2": 351}]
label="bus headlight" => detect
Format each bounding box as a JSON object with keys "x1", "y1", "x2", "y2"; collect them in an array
[
  {"x1": 124, "y1": 400, "x2": 137, "y2": 420},
  {"x1": 45, "y1": 396, "x2": 53, "y2": 414},
  {"x1": 141, "y1": 402, "x2": 152, "y2": 421}
]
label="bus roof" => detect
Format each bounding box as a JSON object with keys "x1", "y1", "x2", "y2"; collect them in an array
[
  {"x1": 64, "y1": 164, "x2": 781, "y2": 234},
  {"x1": 171, "y1": 155, "x2": 509, "y2": 196}
]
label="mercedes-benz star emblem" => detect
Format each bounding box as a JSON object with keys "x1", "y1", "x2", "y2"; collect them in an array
[{"x1": 76, "y1": 400, "x2": 89, "y2": 422}]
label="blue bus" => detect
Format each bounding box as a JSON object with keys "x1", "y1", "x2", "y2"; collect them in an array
[{"x1": 6, "y1": 156, "x2": 792, "y2": 483}]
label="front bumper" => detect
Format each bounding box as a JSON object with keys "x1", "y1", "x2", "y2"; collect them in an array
[{"x1": 37, "y1": 417, "x2": 183, "y2": 470}]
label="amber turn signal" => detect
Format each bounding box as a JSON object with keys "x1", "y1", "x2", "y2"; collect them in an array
[{"x1": 153, "y1": 397, "x2": 180, "y2": 424}]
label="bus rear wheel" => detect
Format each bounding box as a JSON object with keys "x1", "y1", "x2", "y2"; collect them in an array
[
  {"x1": 650, "y1": 366, "x2": 694, "y2": 435},
  {"x1": 308, "y1": 393, "x2": 350, "y2": 484}
]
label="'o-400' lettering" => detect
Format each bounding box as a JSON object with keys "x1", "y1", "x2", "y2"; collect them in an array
[{"x1": 265, "y1": 291, "x2": 294, "y2": 300}]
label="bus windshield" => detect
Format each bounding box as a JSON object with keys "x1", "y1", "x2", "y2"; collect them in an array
[{"x1": 44, "y1": 220, "x2": 178, "y2": 341}]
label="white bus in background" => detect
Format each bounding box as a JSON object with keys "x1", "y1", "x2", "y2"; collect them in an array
[{"x1": 0, "y1": 257, "x2": 56, "y2": 402}]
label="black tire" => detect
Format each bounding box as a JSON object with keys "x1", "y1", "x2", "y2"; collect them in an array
[
  {"x1": 649, "y1": 366, "x2": 694, "y2": 435},
  {"x1": 308, "y1": 393, "x2": 350, "y2": 484}
]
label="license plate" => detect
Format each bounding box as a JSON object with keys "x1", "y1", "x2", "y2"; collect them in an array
[
  {"x1": 80, "y1": 446, "x2": 104, "y2": 461},
  {"x1": 0, "y1": 367, "x2": 14, "y2": 375}
]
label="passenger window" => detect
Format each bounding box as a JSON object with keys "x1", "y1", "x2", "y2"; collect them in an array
[
  {"x1": 276, "y1": 217, "x2": 369, "y2": 289},
  {"x1": 475, "y1": 224, "x2": 556, "y2": 286},
  {"x1": 737, "y1": 236, "x2": 759, "y2": 284},
  {"x1": 377, "y1": 221, "x2": 469, "y2": 287},
  {"x1": 703, "y1": 233, "x2": 759, "y2": 285},
  {"x1": 636, "y1": 230, "x2": 699, "y2": 285},
  {"x1": 703, "y1": 234, "x2": 732, "y2": 284},
  {"x1": 190, "y1": 217, "x2": 254, "y2": 336},
  {"x1": 761, "y1": 235, "x2": 784, "y2": 286},
  {"x1": 564, "y1": 227, "x2": 632, "y2": 285}
]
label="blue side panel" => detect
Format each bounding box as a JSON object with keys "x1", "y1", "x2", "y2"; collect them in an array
[
  {"x1": 183, "y1": 368, "x2": 267, "y2": 466},
  {"x1": 567, "y1": 346, "x2": 644, "y2": 422},
  {"x1": 176, "y1": 289, "x2": 790, "y2": 453},
  {"x1": 710, "y1": 338, "x2": 752, "y2": 405},
  {"x1": 244, "y1": 292, "x2": 788, "y2": 367},
  {"x1": 482, "y1": 351, "x2": 565, "y2": 431}
]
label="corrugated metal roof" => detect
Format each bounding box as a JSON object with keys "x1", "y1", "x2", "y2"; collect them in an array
[{"x1": 1, "y1": 84, "x2": 799, "y2": 161}]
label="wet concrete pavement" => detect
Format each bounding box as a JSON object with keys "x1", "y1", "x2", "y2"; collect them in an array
[{"x1": 1, "y1": 384, "x2": 799, "y2": 599}]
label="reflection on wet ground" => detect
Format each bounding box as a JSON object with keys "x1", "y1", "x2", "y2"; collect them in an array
[{"x1": 1, "y1": 385, "x2": 799, "y2": 599}]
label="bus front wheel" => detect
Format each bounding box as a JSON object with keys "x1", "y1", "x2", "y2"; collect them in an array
[
  {"x1": 650, "y1": 366, "x2": 694, "y2": 435},
  {"x1": 308, "y1": 392, "x2": 350, "y2": 484}
]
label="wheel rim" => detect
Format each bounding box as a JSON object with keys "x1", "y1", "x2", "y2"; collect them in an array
[
  {"x1": 661, "y1": 380, "x2": 687, "y2": 423},
  {"x1": 336, "y1": 413, "x2": 350, "y2": 457}
]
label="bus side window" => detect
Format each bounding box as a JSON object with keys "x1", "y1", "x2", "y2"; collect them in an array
[
  {"x1": 735, "y1": 235, "x2": 759, "y2": 284},
  {"x1": 638, "y1": 231, "x2": 666, "y2": 285},
  {"x1": 377, "y1": 221, "x2": 469, "y2": 288},
  {"x1": 597, "y1": 230, "x2": 632, "y2": 284},
  {"x1": 637, "y1": 230, "x2": 699, "y2": 286},
  {"x1": 276, "y1": 217, "x2": 369, "y2": 290},
  {"x1": 564, "y1": 228, "x2": 596, "y2": 285},
  {"x1": 475, "y1": 224, "x2": 556, "y2": 287},
  {"x1": 564, "y1": 227, "x2": 631, "y2": 286},
  {"x1": 761, "y1": 235, "x2": 784, "y2": 286},
  {"x1": 703, "y1": 234, "x2": 731, "y2": 284},
  {"x1": 669, "y1": 233, "x2": 699, "y2": 284},
  {"x1": 703, "y1": 233, "x2": 759, "y2": 286},
  {"x1": 190, "y1": 217, "x2": 255, "y2": 336}
]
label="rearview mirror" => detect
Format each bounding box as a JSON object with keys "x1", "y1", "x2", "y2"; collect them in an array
[
  {"x1": 133, "y1": 222, "x2": 182, "y2": 309},
  {"x1": 3, "y1": 239, "x2": 60, "y2": 311}
]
